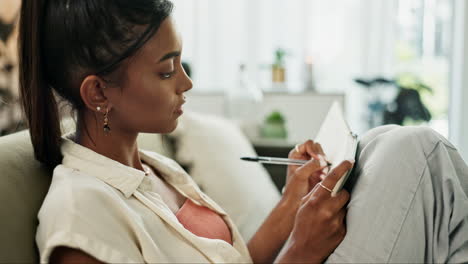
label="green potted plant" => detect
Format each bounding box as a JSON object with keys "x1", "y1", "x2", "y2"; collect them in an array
[
  {"x1": 272, "y1": 48, "x2": 287, "y2": 83},
  {"x1": 261, "y1": 110, "x2": 288, "y2": 139}
]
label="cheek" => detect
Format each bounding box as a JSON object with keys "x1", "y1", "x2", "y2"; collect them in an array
[
  {"x1": 118, "y1": 78, "x2": 175, "y2": 121},
  {"x1": 109, "y1": 69, "x2": 180, "y2": 132},
  {"x1": 128, "y1": 89, "x2": 171, "y2": 114}
]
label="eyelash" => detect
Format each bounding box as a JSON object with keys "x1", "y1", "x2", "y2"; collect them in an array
[{"x1": 160, "y1": 70, "x2": 176, "y2": 80}]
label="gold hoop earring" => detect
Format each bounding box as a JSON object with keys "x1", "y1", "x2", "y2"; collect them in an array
[{"x1": 103, "y1": 108, "x2": 111, "y2": 133}]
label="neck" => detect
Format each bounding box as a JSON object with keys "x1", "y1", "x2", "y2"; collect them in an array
[{"x1": 75, "y1": 114, "x2": 144, "y2": 172}]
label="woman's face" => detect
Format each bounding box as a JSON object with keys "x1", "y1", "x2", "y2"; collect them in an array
[{"x1": 104, "y1": 17, "x2": 192, "y2": 135}]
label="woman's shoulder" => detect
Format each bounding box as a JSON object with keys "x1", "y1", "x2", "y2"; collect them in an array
[
  {"x1": 38, "y1": 165, "x2": 124, "y2": 222},
  {"x1": 36, "y1": 165, "x2": 143, "y2": 262},
  {"x1": 48, "y1": 165, "x2": 119, "y2": 199}
]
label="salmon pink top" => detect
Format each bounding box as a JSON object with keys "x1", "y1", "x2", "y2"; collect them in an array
[{"x1": 176, "y1": 199, "x2": 233, "y2": 245}]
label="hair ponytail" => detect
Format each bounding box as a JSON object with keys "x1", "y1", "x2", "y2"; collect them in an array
[
  {"x1": 18, "y1": 0, "x2": 62, "y2": 170},
  {"x1": 18, "y1": 0, "x2": 173, "y2": 170}
]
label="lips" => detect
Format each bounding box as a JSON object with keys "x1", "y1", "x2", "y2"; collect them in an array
[{"x1": 174, "y1": 100, "x2": 186, "y2": 114}]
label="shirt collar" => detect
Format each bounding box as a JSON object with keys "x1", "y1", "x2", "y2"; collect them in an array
[
  {"x1": 60, "y1": 133, "x2": 226, "y2": 214},
  {"x1": 61, "y1": 133, "x2": 148, "y2": 198}
]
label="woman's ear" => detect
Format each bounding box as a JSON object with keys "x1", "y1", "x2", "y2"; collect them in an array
[{"x1": 79, "y1": 75, "x2": 110, "y2": 112}]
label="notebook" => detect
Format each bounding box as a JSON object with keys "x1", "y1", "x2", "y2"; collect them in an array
[{"x1": 315, "y1": 101, "x2": 358, "y2": 196}]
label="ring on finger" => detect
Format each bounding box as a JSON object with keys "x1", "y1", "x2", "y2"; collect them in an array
[
  {"x1": 295, "y1": 144, "x2": 300, "y2": 153},
  {"x1": 318, "y1": 182, "x2": 333, "y2": 193}
]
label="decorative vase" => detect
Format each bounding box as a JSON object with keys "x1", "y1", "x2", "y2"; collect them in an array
[{"x1": 272, "y1": 65, "x2": 285, "y2": 83}]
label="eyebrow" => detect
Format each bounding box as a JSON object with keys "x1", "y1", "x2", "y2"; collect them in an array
[{"x1": 158, "y1": 51, "x2": 181, "y2": 63}]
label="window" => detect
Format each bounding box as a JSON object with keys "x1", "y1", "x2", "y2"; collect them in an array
[{"x1": 395, "y1": 0, "x2": 453, "y2": 137}]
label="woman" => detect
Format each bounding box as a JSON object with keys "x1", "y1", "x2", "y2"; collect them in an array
[{"x1": 18, "y1": 0, "x2": 468, "y2": 263}]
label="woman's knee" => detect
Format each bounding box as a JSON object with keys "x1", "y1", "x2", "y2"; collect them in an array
[
  {"x1": 361, "y1": 125, "x2": 445, "y2": 154},
  {"x1": 387, "y1": 126, "x2": 450, "y2": 156},
  {"x1": 359, "y1": 125, "x2": 401, "y2": 149},
  {"x1": 357, "y1": 126, "x2": 445, "y2": 172},
  {"x1": 351, "y1": 126, "x2": 438, "y2": 194}
]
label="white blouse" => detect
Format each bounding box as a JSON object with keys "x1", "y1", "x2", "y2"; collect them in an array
[{"x1": 35, "y1": 135, "x2": 253, "y2": 263}]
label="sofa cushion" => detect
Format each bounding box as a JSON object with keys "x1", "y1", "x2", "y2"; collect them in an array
[{"x1": 0, "y1": 130, "x2": 51, "y2": 263}]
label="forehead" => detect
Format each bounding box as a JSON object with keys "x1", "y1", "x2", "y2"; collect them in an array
[{"x1": 137, "y1": 17, "x2": 181, "y2": 62}]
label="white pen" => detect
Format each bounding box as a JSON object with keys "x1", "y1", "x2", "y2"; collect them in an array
[{"x1": 240, "y1": 156, "x2": 332, "y2": 167}]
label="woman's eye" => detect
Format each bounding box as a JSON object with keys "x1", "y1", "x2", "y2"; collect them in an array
[{"x1": 160, "y1": 71, "x2": 175, "y2": 80}]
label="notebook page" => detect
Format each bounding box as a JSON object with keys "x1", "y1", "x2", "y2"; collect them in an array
[
  {"x1": 315, "y1": 101, "x2": 352, "y2": 170},
  {"x1": 314, "y1": 101, "x2": 358, "y2": 196}
]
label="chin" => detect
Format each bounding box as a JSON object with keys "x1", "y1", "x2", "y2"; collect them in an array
[
  {"x1": 160, "y1": 119, "x2": 179, "y2": 134},
  {"x1": 168, "y1": 121, "x2": 179, "y2": 133},
  {"x1": 143, "y1": 116, "x2": 180, "y2": 134}
]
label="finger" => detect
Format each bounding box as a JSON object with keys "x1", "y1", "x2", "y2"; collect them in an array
[
  {"x1": 303, "y1": 140, "x2": 321, "y2": 160},
  {"x1": 288, "y1": 141, "x2": 316, "y2": 174},
  {"x1": 311, "y1": 142, "x2": 324, "y2": 158},
  {"x1": 334, "y1": 208, "x2": 346, "y2": 222},
  {"x1": 315, "y1": 143, "x2": 329, "y2": 163},
  {"x1": 301, "y1": 177, "x2": 326, "y2": 204},
  {"x1": 310, "y1": 161, "x2": 353, "y2": 200},
  {"x1": 311, "y1": 142, "x2": 332, "y2": 175},
  {"x1": 339, "y1": 208, "x2": 347, "y2": 225},
  {"x1": 307, "y1": 164, "x2": 330, "y2": 192},
  {"x1": 322, "y1": 160, "x2": 354, "y2": 191},
  {"x1": 300, "y1": 181, "x2": 321, "y2": 206},
  {"x1": 315, "y1": 142, "x2": 325, "y2": 156},
  {"x1": 293, "y1": 142, "x2": 311, "y2": 157},
  {"x1": 333, "y1": 209, "x2": 347, "y2": 241},
  {"x1": 325, "y1": 189, "x2": 350, "y2": 213},
  {"x1": 289, "y1": 142, "x2": 310, "y2": 159},
  {"x1": 293, "y1": 159, "x2": 323, "y2": 181},
  {"x1": 287, "y1": 150, "x2": 311, "y2": 176},
  {"x1": 300, "y1": 160, "x2": 352, "y2": 202},
  {"x1": 308, "y1": 173, "x2": 322, "y2": 190},
  {"x1": 330, "y1": 209, "x2": 347, "y2": 231}
]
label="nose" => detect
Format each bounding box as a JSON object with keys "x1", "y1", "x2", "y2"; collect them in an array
[
  {"x1": 184, "y1": 75, "x2": 193, "y2": 93},
  {"x1": 178, "y1": 64, "x2": 193, "y2": 94}
]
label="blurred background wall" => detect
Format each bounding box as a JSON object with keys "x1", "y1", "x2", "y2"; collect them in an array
[{"x1": 1, "y1": 0, "x2": 467, "y2": 160}]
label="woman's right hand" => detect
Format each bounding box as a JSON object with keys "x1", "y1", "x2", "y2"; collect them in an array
[{"x1": 275, "y1": 160, "x2": 353, "y2": 264}]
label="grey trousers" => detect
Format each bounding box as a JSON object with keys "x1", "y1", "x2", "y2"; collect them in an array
[{"x1": 326, "y1": 125, "x2": 468, "y2": 263}]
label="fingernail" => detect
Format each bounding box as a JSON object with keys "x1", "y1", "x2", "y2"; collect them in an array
[
  {"x1": 320, "y1": 174, "x2": 326, "y2": 180},
  {"x1": 311, "y1": 153, "x2": 320, "y2": 160},
  {"x1": 323, "y1": 167, "x2": 329, "y2": 175},
  {"x1": 347, "y1": 158, "x2": 355, "y2": 164},
  {"x1": 319, "y1": 155, "x2": 327, "y2": 167}
]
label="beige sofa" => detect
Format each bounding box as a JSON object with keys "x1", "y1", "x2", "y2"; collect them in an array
[{"x1": 1, "y1": 130, "x2": 50, "y2": 262}]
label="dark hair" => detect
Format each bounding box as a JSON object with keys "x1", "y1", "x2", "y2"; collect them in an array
[{"x1": 18, "y1": 0, "x2": 173, "y2": 170}]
